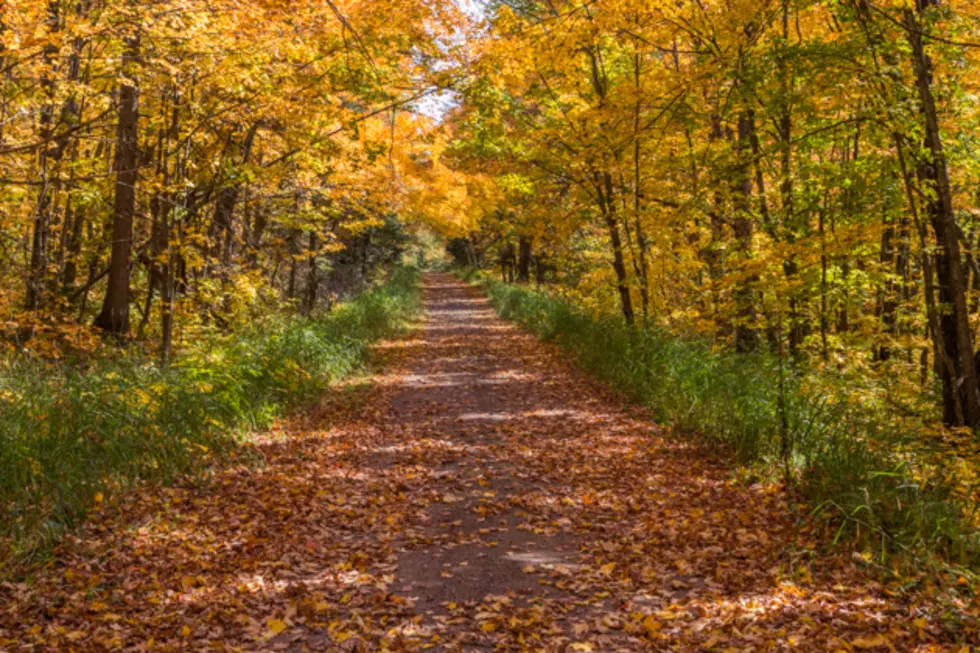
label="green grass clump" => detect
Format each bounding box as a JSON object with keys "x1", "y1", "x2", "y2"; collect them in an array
[
  {"x1": 477, "y1": 274, "x2": 980, "y2": 572},
  {"x1": 0, "y1": 266, "x2": 420, "y2": 572}
]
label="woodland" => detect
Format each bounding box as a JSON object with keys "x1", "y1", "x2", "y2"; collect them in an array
[{"x1": 2, "y1": 0, "x2": 980, "y2": 650}]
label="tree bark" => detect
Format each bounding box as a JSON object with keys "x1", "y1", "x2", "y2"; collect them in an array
[
  {"x1": 632, "y1": 25, "x2": 650, "y2": 320},
  {"x1": 305, "y1": 231, "x2": 318, "y2": 315},
  {"x1": 518, "y1": 236, "x2": 532, "y2": 283},
  {"x1": 27, "y1": 1, "x2": 61, "y2": 311},
  {"x1": 158, "y1": 88, "x2": 180, "y2": 365},
  {"x1": 94, "y1": 25, "x2": 140, "y2": 336},
  {"x1": 733, "y1": 113, "x2": 759, "y2": 352},
  {"x1": 904, "y1": 2, "x2": 980, "y2": 428},
  {"x1": 597, "y1": 170, "x2": 635, "y2": 326},
  {"x1": 777, "y1": 0, "x2": 805, "y2": 357}
]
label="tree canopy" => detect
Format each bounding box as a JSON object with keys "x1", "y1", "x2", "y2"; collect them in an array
[{"x1": 0, "y1": 0, "x2": 469, "y2": 358}]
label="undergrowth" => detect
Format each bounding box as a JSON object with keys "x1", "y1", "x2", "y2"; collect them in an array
[
  {"x1": 0, "y1": 266, "x2": 421, "y2": 573},
  {"x1": 472, "y1": 271, "x2": 980, "y2": 578}
]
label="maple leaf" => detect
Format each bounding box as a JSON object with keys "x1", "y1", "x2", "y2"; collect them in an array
[
  {"x1": 642, "y1": 615, "x2": 661, "y2": 636},
  {"x1": 266, "y1": 618, "x2": 288, "y2": 637}
]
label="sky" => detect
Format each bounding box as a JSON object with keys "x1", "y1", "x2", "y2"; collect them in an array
[{"x1": 414, "y1": 0, "x2": 488, "y2": 121}]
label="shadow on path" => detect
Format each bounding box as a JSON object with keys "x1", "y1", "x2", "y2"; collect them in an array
[{"x1": 0, "y1": 273, "x2": 967, "y2": 652}]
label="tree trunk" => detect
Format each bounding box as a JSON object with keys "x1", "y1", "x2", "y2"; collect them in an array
[
  {"x1": 466, "y1": 238, "x2": 478, "y2": 267},
  {"x1": 518, "y1": 237, "x2": 532, "y2": 283},
  {"x1": 287, "y1": 230, "x2": 299, "y2": 300},
  {"x1": 597, "y1": 170, "x2": 635, "y2": 326},
  {"x1": 733, "y1": 113, "x2": 758, "y2": 352},
  {"x1": 905, "y1": 3, "x2": 980, "y2": 428},
  {"x1": 159, "y1": 88, "x2": 180, "y2": 365},
  {"x1": 704, "y1": 115, "x2": 727, "y2": 283},
  {"x1": 632, "y1": 27, "x2": 651, "y2": 321},
  {"x1": 94, "y1": 26, "x2": 140, "y2": 336},
  {"x1": 818, "y1": 200, "x2": 829, "y2": 361},
  {"x1": 746, "y1": 110, "x2": 773, "y2": 236},
  {"x1": 305, "y1": 231, "x2": 318, "y2": 315},
  {"x1": 777, "y1": 0, "x2": 805, "y2": 357},
  {"x1": 875, "y1": 219, "x2": 897, "y2": 362},
  {"x1": 212, "y1": 122, "x2": 259, "y2": 270},
  {"x1": 27, "y1": 1, "x2": 61, "y2": 311}
]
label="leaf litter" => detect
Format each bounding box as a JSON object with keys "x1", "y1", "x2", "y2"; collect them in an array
[{"x1": 1, "y1": 274, "x2": 977, "y2": 651}]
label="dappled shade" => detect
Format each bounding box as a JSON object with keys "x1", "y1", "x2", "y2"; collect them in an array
[{"x1": 1, "y1": 275, "x2": 968, "y2": 651}]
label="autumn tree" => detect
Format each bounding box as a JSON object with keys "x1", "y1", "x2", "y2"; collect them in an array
[
  {"x1": 0, "y1": 0, "x2": 466, "y2": 357},
  {"x1": 443, "y1": 0, "x2": 980, "y2": 431}
]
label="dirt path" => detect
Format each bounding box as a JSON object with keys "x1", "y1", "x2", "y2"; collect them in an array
[{"x1": 0, "y1": 274, "x2": 972, "y2": 652}]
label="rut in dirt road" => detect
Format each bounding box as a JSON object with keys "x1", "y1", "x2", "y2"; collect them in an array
[{"x1": 0, "y1": 274, "x2": 963, "y2": 652}]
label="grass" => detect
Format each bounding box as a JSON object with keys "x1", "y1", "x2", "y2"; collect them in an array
[
  {"x1": 472, "y1": 271, "x2": 980, "y2": 575},
  {"x1": 0, "y1": 266, "x2": 421, "y2": 573}
]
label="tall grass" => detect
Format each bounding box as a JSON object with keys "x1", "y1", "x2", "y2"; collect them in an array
[
  {"x1": 478, "y1": 274, "x2": 980, "y2": 572},
  {"x1": 0, "y1": 267, "x2": 420, "y2": 572}
]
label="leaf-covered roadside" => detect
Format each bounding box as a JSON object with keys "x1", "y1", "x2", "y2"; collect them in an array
[
  {"x1": 477, "y1": 271, "x2": 980, "y2": 578},
  {"x1": 1, "y1": 273, "x2": 975, "y2": 652},
  {"x1": 0, "y1": 267, "x2": 421, "y2": 575}
]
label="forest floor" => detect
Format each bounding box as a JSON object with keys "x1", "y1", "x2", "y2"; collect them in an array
[{"x1": 1, "y1": 273, "x2": 975, "y2": 652}]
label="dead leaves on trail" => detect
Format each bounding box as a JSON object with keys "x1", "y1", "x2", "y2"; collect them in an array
[
  {"x1": 1, "y1": 274, "x2": 978, "y2": 651},
  {"x1": 0, "y1": 386, "x2": 425, "y2": 652}
]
